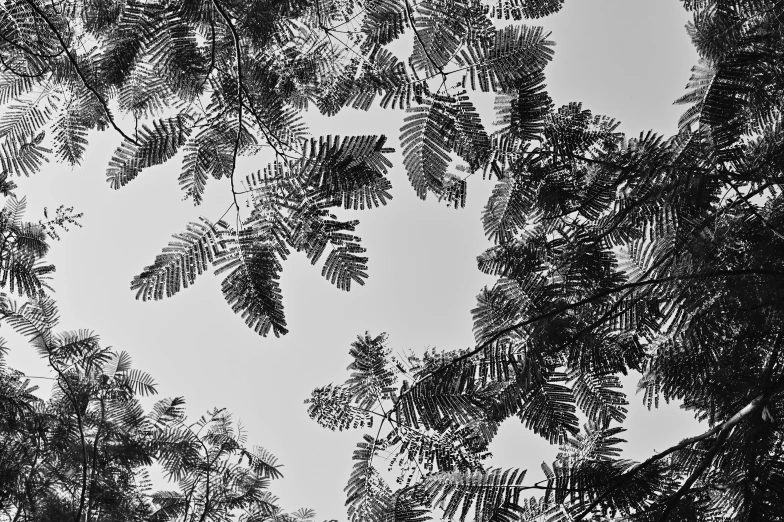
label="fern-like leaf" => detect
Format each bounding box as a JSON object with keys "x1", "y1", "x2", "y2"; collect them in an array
[
  {"x1": 400, "y1": 94, "x2": 456, "y2": 201},
  {"x1": 486, "y1": 0, "x2": 564, "y2": 20},
  {"x1": 131, "y1": 218, "x2": 233, "y2": 301},
  {"x1": 422, "y1": 467, "x2": 527, "y2": 522},
  {"x1": 456, "y1": 25, "x2": 554, "y2": 93},
  {"x1": 107, "y1": 113, "x2": 193, "y2": 189},
  {"x1": 216, "y1": 230, "x2": 288, "y2": 337}
]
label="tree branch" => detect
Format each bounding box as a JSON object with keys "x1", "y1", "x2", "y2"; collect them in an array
[
  {"x1": 387, "y1": 268, "x2": 784, "y2": 423},
  {"x1": 655, "y1": 427, "x2": 730, "y2": 522},
  {"x1": 723, "y1": 173, "x2": 784, "y2": 241},
  {"x1": 210, "y1": 0, "x2": 242, "y2": 214},
  {"x1": 574, "y1": 378, "x2": 784, "y2": 521},
  {"x1": 22, "y1": 0, "x2": 137, "y2": 144}
]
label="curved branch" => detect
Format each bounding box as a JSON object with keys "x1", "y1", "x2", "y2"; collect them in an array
[
  {"x1": 0, "y1": 30, "x2": 63, "y2": 58},
  {"x1": 21, "y1": 0, "x2": 137, "y2": 144},
  {"x1": 0, "y1": 52, "x2": 47, "y2": 78}
]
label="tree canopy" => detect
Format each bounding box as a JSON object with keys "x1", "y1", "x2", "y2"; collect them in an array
[
  {"x1": 1, "y1": 0, "x2": 784, "y2": 521},
  {"x1": 0, "y1": 187, "x2": 323, "y2": 521}
]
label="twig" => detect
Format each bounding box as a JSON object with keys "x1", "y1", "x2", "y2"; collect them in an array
[{"x1": 403, "y1": 0, "x2": 446, "y2": 83}]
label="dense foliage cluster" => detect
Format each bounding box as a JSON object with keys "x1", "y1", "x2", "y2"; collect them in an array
[
  {"x1": 0, "y1": 189, "x2": 320, "y2": 521},
  {"x1": 0, "y1": 0, "x2": 561, "y2": 336},
  {"x1": 2, "y1": 0, "x2": 784, "y2": 520},
  {"x1": 304, "y1": 0, "x2": 784, "y2": 520}
]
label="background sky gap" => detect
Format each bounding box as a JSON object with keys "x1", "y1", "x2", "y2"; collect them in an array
[{"x1": 5, "y1": 1, "x2": 704, "y2": 518}]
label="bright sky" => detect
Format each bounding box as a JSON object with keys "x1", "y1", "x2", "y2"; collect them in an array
[{"x1": 6, "y1": 1, "x2": 705, "y2": 519}]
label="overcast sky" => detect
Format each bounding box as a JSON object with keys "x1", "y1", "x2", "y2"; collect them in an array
[{"x1": 6, "y1": 1, "x2": 704, "y2": 519}]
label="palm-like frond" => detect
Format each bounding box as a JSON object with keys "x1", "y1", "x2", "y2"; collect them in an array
[
  {"x1": 452, "y1": 94, "x2": 491, "y2": 173},
  {"x1": 0, "y1": 96, "x2": 59, "y2": 146},
  {"x1": 297, "y1": 134, "x2": 394, "y2": 210},
  {"x1": 242, "y1": 445, "x2": 284, "y2": 480},
  {"x1": 568, "y1": 371, "x2": 627, "y2": 426},
  {"x1": 674, "y1": 59, "x2": 715, "y2": 134},
  {"x1": 107, "y1": 113, "x2": 193, "y2": 189},
  {"x1": 306, "y1": 384, "x2": 375, "y2": 431},
  {"x1": 0, "y1": 295, "x2": 59, "y2": 355},
  {"x1": 517, "y1": 377, "x2": 579, "y2": 444},
  {"x1": 486, "y1": 0, "x2": 564, "y2": 20},
  {"x1": 360, "y1": 0, "x2": 408, "y2": 49},
  {"x1": 131, "y1": 218, "x2": 234, "y2": 301},
  {"x1": 494, "y1": 68, "x2": 552, "y2": 142},
  {"x1": 144, "y1": 13, "x2": 206, "y2": 102},
  {"x1": 482, "y1": 174, "x2": 536, "y2": 244},
  {"x1": 354, "y1": 48, "x2": 430, "y2": 111},
  {"x1": 345, "y1": 435, "x2": 394, "y2": 522},
  {"x1": 456, "y1": 25, "x2": 554, "y2": 93},
  {"x1": 53, "y1": 102, "x2": 90, "y2": 166},
  {"x1": 345, "y1": 332, "x2": 398, "y2": 408},
  {"x1": 0, "y1": 72, "x2": 38, "y2": 104},
  {"x1": 0, "y1": 252, "x2": 54, "y2": 298},
  {"x1": 409, "y1": 0, "x2": 471, "y2": 76},
  {"x1": 400, "y1": 94, "x2": 456, "y2": 201},
  {"x1": 542, "y1": 102, "x2": 622, "y2": 163},
  {"x1": 421, "y1": 467, "x2": 527, "y2": 522},
  {"x1": 0, "y1": 131, "x2": 50, "y2": 178},
  {"x1": 215, "y1": 230, "x2": 288, "y2": 337},
  {"x1": 148, "y1": 396, "x2": 187, "y2": 428},
  {"x1": 117, "y1": 63, "x2": 176, "y2": 119}
]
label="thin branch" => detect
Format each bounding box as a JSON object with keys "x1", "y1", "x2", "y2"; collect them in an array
[
  {"x1": 387, "y1": 268, "x2": 784, "y2": 423},
  {"x1": 723, "y1": 173, "x2": 784, "y2": 241},
  {"x1": 84, "y1": 395, "x2": 106, "y2": 522},
  {"x1": 21, "y1": 0, "x2": 137, "y2": 144},
  {"x1": 47, "y1": 350, "x2": 89, "y2": 522},
  {"x1": 403, "y1": 0, "x2": 446, "y2": 82},
  {"x1": 210, "y1": 0, "x2": 242, "y2": 214},
  {"x1": 239, "y1": 97, "x2": 299, "y2": 160}
]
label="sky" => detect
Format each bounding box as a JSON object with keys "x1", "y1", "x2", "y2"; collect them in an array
[{"x1": 5, "y1": 1, "x2": 704, "y2": 519}]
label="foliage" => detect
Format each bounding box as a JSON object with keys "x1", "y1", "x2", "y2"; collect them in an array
[
  {"x1": 305, "y1": 1, "x2": 784, "y2": 521},
  {"x1": 6, "y1": 0, "x2": 784, "y2": 520},
  {"x1": 0, "y1": 187, "x2": 320, "y2": 521},
  {"x1": 0, "y1": 0, "x2": 556, "y2": 336},
  {"x1": 0, "y1": 298, "x2": 325, "y2": 521}
]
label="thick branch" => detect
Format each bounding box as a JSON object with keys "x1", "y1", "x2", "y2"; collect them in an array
[
  {"x1": 574, "y1": 378, "x2": 784, "y2": 521},
  {"x1": 655, "y1": 427, "x2": 730, "y2": 522}
]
